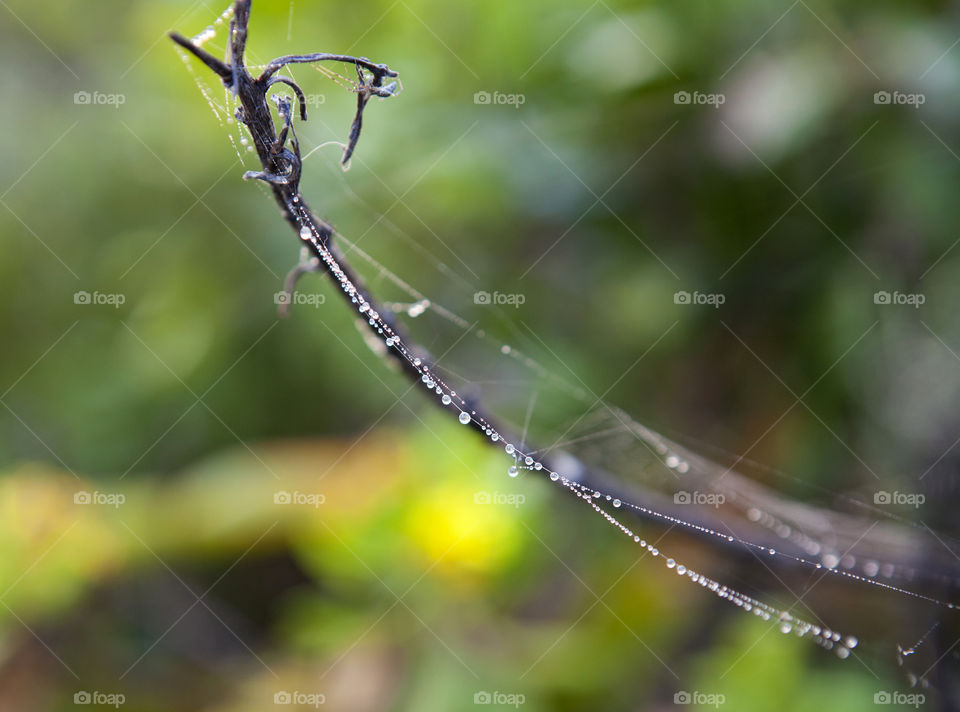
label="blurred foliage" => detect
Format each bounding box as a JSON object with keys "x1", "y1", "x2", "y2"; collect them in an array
[{"x1": 0, "y1": 0, "x2": 958, "y2": 709}]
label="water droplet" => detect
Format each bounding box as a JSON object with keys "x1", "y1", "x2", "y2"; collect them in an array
[
  {"x1": 299, "y1": 226, "x2": 311, "y2": 240},
  {"x1": 505, "y1": 444, "x2": 515, "y2": 455},
  {"x1": 458, "y1": 412, "x2": 471, "y2": 425},
  {"x1": 612, "y1": 499, "x2": 621, "y2": 508},
  {"x1": 666, "y1": 558, "x2": 676, "y2": 569},
  {"x1": 508, "y1": 465, "x2": 518, "y2": 478},
  {"x1": 407, "y1": 300, "x2": 428, "y2": 317},
  {"x1": 441, "y1": 394, "x2": 452, "y2": 405},
  {"x1": 549, "y1": 472, "x2": 559, "y2": 481}
]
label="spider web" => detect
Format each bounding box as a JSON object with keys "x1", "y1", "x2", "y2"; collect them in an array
[{"x1": 173, "y1": 4, "x2": 960, "y2": 676}]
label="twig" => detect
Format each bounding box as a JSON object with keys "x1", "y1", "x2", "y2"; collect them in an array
[{"x1": 169, "y1": 2, "x2": 526, "y2": 456}]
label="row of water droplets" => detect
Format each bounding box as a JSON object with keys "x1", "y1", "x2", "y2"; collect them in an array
[
  {"x1": 570, "y1": 479, "x2": 861, "y2": 658},
  {"x1": 288, "y1": 197, "x2": 861, "y2": 658},
  {"x1": 175, "y1": 4, "x2": 253, "y2": 164},
  {"x1": 327, "y1": 219, "x2": 959, "y2": 611},
  {"x1": 297, "y1": 192, "x2": 960, "y2": 619},
  {"x1": 329, "y1": 214, "x2": 936, "y2": 594},
  {"x1": 598, "y1": 421, "x2": 960, "y2": 609},
  {"x1": 173, "y1": 6, "x2": 260, "y2": 167}
]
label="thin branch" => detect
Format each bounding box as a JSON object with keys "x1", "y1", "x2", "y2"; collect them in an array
[
  {"x1": 257, "y1": 52, "x2": 398, "y2": 84},
  {"x1": 169, "y1": 0, "x2": 660, "y2": 526},
  {"x1": 168, "y1": 32, "x2": 231, "y2": 81}
]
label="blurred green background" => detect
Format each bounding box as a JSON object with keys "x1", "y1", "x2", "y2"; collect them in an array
[{"x1": 1, "y1": 0, "x2": 958, "y2": 709}]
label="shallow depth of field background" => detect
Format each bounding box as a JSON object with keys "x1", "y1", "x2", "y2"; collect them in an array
[{"x1": 0, "y1": 0, "x2": 958, "y2": 710}]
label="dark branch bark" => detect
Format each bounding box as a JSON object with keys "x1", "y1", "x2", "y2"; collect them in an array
[{"x1": 168, "y1": 0, "x2": 680, "y2": 539}]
